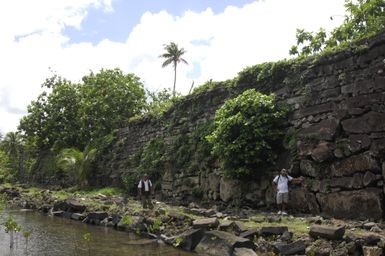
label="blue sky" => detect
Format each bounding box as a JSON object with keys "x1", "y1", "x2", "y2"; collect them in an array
[
  {"x1": 0, "y1": 0, "x2": 346, "y2": 134},
  {"x1": 65, "y1": 0, "x2": 255, "y2": 44}
]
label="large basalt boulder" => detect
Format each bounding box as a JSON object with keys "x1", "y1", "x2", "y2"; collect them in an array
[
  {"x1": 195, "y1": 230, "x2": 255, "y2": 256},
  {"x1": 309, "y1": 225, "x2": 345, "y2": 240},
  {"x1": 86, "y1": 211, "x2": 108, "y2": 225},
  {"x1": 331, "y1": 152, "x2": 380, "y2": 177},
  {"x1": 259, "y1": 226, "x2": 288, "y2": 236},
  {"x1": 220, "y1": 177, "x2": 241, "y2": 202},
  {"x1": 289, "y1": 187, "x2": 320, "y2": 214},
  {"x1": 273, "y1": 240, "x2": 306, "y2": 255},
  {"x1": 342, "y1": 111, "x2": 385, "y2": 133},
  {"x1": 298, "y1": 102, "x2": 335, "y2": 118},
  {"x1": 66, "y1": 200, "x2": 86, "y2": 213},
  {"x1": 299, "y1": 118, "x2": 339, "y2": 141},
  {"x1": 175, "y1": 228, "x2": 204, "y2": 251},
  {"x1": 311, "y1": 142, "x2": 333, "y2": 162},
  {"x1": 316, "y1": 188, "x2": 383, "y2": 220}
]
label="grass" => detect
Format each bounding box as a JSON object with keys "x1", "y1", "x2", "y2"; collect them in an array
[
  {"x1": 243, "y1": 214, "x2": 310, "y2": 237},
  {"x1": 75, "y1": 187, "x2": 124, "y2": 197}
]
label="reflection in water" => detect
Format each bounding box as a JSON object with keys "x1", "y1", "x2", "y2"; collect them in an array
[{"x1": 0, "y1": 210, "x2": 195, "y2": 256}]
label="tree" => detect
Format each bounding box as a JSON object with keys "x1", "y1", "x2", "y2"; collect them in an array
[
  {"x1": 1, "y1": 132, "x2": 23, "y2": 179},
  {"x1": 79, "y1": 68, "x2": 146, "y2": 143},
  {"x1": 206, "y1": 89, "x2": 288, "y2": 179},
  {"x1": 19, "y1": 75, "x2": 82, "y2": 150},
  {"x1": 290, "y1": 0, "x2": 385, "y2": 56},
  {"x1": 56, "y1": 147, "x2": 97, "y2": 186},
  {"x1": 159, "y1": 42, "x2": 188, "y2": 97}
]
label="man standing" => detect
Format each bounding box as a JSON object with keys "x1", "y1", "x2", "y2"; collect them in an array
[
  {"x1": 272, "y1": 168, "x2": 303, "y2": 215},
  {"x1": 138, "y1": 174, "x2": 153, "y2": 209}
]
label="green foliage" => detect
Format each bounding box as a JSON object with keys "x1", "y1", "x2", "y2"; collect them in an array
[
  {"x1": 237, "y1": 60, "x2": 294, "y2": 92},
  {"x1": 3, "y1": 215, "x2": 21, "y2": 249},
  {"x1": 173, "y1": 236, "x2": 184, "y2": 247},
  {"x1": 148, "y1": 218, "x2": 162, "y2": 233},
  {"x1": 79, "y1": 69, "x2": 146, "y2": 143},
  {"x1": 19, "y1": 68, "x2": 146, "y2": 151},
  {"x1": 0, "y1": 149, "x2": 13, "y2": 182},
  {"x1": 122, "y1": 173, "x2": 138, "y2": 194},
  {"x1": 159, "y1": 42, "x2": 188, "y2": 96},
  {"x1": 290, "y1": 0, "x2": 385, "y2": 56},
  {"x1": 121, "y1": 215, "x2": 132, "y2": 225},
  {"x1": 142, "y1": 88, "x2": 175, "y2": 118},
  {"x1": 192, "y1": 79, "x2": 235, "y2": 95},
  {"x1": 207, "y1": 89, "x2": 288, "y2": 179},
  {"x1": 56, "y1": 147, "x2": 97, "y2": 186}
]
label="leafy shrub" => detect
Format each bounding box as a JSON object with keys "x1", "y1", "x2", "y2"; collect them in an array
[{"x1": 206, "y1": 89, "x2": 288, "y2": 179}]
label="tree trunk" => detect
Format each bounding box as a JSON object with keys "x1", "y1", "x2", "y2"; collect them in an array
[{"x1": 173, "y1": 63, "x2": 177, "y2": 97}]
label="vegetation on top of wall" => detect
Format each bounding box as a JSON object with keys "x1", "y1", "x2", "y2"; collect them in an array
[
  {"x1": 206, "y1": 89, "x2": 289, "y2": 179},
  {"x1": 290, "y1": 0, "x2": 385, "y2": 57}
]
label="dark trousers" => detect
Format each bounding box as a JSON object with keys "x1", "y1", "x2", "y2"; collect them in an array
[{"x1": 141, "y1": 191, "x2": 153, "y2": 209}]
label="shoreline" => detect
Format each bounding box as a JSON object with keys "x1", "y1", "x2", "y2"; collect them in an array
[{"x1": 1, "y1": 184, "x2": 385, "y2": 255}]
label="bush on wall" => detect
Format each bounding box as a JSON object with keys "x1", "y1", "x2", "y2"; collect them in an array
[{"x1": 206, "y1": 89, "x2": 288, "y2": 179}]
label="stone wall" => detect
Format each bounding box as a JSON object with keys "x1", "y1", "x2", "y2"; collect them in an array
[{"x1": 100, "y1": 30, "x2": 385, "y2": 220}]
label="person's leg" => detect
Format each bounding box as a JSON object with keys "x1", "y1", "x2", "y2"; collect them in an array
[
  {"x1": 282, "y1": 193, "x2": 289, "y2": 214},
  {"x1": 142, "y1": 193, "x2": 147, "y2": 209},
  {"x1": 276, "y1": 193, "x2": 283, "y2": 214}
]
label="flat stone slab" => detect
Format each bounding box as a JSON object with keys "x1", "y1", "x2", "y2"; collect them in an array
[
  {"x1": 192, "y1": 217, "x2": 219, "y2": 229},
  {"x1": 195, "y1": 230, "x2": 255, "y2": 256},
  {"x1": 309, "y1": 225, "x2": 345, "y2": 240},
  {"x1": 240, "y1": 228, "x2": 259, "y2": 239},
  {"x1": 273, "y1": 240, "x2": 306, "y2": 255}
]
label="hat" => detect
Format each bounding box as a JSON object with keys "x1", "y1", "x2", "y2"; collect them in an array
[{"x1": 281, "y1": 169, "x2": 288, "y2": 175}]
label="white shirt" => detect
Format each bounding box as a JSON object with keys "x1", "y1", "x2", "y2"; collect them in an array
[
  {"x1": 138, "y1": 179, "x2": 152, "y2": 192},
  {"x1": 273, "y1": 175, "x2": 293, "y2": 193}
]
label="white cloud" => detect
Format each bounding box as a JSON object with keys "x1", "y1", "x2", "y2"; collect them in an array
[{"x1": 0, "y1": 0, "x2": 346, "y2": 134}]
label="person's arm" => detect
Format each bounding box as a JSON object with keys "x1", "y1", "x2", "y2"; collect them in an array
[
  {"x1": 137, "y1": 180, "x2": 142, "y2": 197},
  {"x1": 290, "y1": 176, "x2": 304, "y2": 184},
  {"x1": 272, "y1": 176, "x2": 278, "y2": 191}
]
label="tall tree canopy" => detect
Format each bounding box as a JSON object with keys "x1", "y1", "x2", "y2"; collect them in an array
[
  {"x1": 159, "y1": 42, "x2": 188, "y2": 97},
  {"x1": 19, "y1": 68, "x2": 146, "y2": 151}
]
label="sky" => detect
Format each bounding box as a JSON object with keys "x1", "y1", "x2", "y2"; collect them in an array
[{"x1": 0, "y1": 0, "x2": 346, "y2": 134}]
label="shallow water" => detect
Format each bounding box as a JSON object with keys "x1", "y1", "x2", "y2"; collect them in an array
[{"x1": 0, "y1": 209, "x2": 195, "y2": 256}]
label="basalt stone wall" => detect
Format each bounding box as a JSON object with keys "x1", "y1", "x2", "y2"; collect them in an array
[{"x1": 100, "y1": 30, "x2": 385, "y2": 220}]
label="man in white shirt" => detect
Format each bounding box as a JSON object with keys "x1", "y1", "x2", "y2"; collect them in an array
[
  {"x1": 138, "y1": 174, "x2": 153, "y2": 209},
  {"x1": 272, "y1": 168, "x2": 303, "y2": 215}
]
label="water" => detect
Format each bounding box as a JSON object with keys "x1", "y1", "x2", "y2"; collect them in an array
[{"x1": 0, "y1": 209, "x2": 196, "y2": 256}]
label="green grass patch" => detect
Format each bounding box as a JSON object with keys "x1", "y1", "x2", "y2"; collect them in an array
[
  {"x1": 76, "y1": 187, "x2": 123, "y2": 197},
  {"x1": 244, "y1": 214, "x2": 310, "y2": 237}
]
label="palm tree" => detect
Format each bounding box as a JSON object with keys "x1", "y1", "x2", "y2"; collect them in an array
[
  {"x1": 1, "y1": 132, "x2": 24, "y2": 179},
  {"x1": 159, "y1": 42, "x2": 188, "y2": 97},
  {"x1": 56, "y1": 147, "x2": 97, "y2": 187}
]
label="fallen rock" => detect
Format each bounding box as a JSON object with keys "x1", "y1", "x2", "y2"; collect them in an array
[
  {"x1": 232, "y1": 247, "x2": 258, "y2": 256},
  {"x1": 306, "y1": 239, "x2": 333, "y2": 256},
  {"x1": 362, "y1": 246, "x2": 383, "y2": 256},
  {"x1": 175, "y1": 228, "x2": 204, "y2": 251},
  {"x1": 309, "y1": 225, "x2": 345, "y2": 240},
  {"x1": 259, "y1": 226, "x2": 288, "y2": 237},
  {"x1": 273, "y1": 240, "x2": 306, "y2": 255},
  {"x1": 86, "y1": 211, "x2": 108, "y2": 225},
  {"x1": 195, "y1": 230, "x2": 255, "y2": 256},
  {"x1": 66, "y1": 199, "x2": 86, "y2": 213},
  {"x1": 192, "y1": 218, "x2": 219, "y2": 230},
  {"x1": 239, "y1": 228, "x2": 259, "y2": 240},
  {"x1": 71, "y1": 213, "x2": 86, "y2": 221}
]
